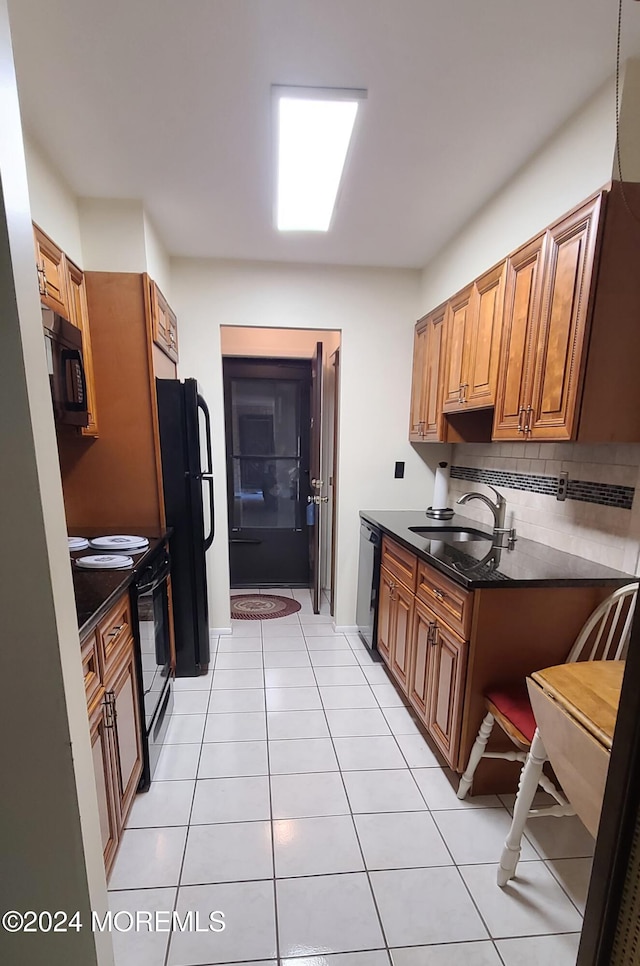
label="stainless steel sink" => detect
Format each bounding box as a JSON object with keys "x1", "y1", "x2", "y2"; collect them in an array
[{"x1": 408, "y1": 527, "x2": 491, "y2": 543}]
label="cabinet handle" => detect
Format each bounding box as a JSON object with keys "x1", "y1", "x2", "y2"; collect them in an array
[
  {"x1": 37, "y1": 260, "x2": 49, "y2": 297},
  {"x1": 461, "y1": 382, "x2": 468, "y2": 404},
  {"x1": 427, "y1": 621, "x2": 438, "y2": 645},
  {"x1": 108, "y1": 623, "x2": 125, "y2": 638},
  {"x1": 525, "y1": 405, "x2": 533, "y2": 435},
  {"x1": 458, "y1": 384, "x2": 464, "y2": 405},
  {"x1": 517, "y1": 407, "x2": 526, "y2": 433},
  {"x1": 103, "y1": 691, "x2": 116, "y2": 729},
  {"x1": 432, "y1": 587, "x2": 445, "y2": 602}
]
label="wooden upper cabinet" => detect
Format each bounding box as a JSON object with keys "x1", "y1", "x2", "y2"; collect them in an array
[
  {"x1": 409, "y1": 318, "x2": 428, "y2": 440},
  {"x1": 466, "y1": 262, "x2": 505, "y2": 408},
  {"x1": 149, "y1": 279, "x2": 179, "y2": 363},
  {"x1": 528, "y1": 195, "x2": 602, "y2": 440},
  {"x1": 34, "y1": 224, "x2": 69, "y2": 316},
  {"x1": 409, "y1": 305, "x2": 446, "y2": 442},
  {"x1": 442, "y1": 286, "x2": 473, "y2": 411},
  {"x1": 492, "y1": 234, "x2": 546, "y2": 439},
  {"x1": 442, "y1": 265, "x2": 505, "y2": 414},
  {"x1": 66, "y1": 258, "x2": 99, "y2": 437}
]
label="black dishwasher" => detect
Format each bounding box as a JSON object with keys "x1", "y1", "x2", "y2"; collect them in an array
[{"x1": 356, "y1": 519, "x2": 382, "y2": 649}]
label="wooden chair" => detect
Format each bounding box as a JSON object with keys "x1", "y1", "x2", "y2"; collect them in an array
[{"x1": 456, "y1": 582, "x2": 638, "y2": 885}]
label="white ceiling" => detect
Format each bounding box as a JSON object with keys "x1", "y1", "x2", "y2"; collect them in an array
[{"x1": 8, "y1": 0, "x2": 640, "y2": 268}]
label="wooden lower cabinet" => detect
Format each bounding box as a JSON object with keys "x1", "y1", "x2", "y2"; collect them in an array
[
  {"x1": 406, "y1": 598, "x2": 467, "y2": 766},
  {"x1": 390, "y1": 581, "x2": 414, "y2": 691},
  {"x1": 426, "y1": 618, "x2": 467, "y2": 764},
  {"x1": 109, "y1": 645, "x2": 144, "y2": 826},
  {"x1": 89, "y1": 696, "x2": 119, "y2": 873},
  {"x1": 84, "y1": 592, "x2": 144, "y2": 878},
  {"x1": 377, "y1": 567, "x2": 394, "y2": 661},
  {"x1": 377, "y1": 565, "x2": 414, "y2": 690}
]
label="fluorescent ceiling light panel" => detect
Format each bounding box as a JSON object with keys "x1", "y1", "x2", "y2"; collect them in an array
[{"x1": 275, "y1": 86, "x2": 366, "y2": 231}]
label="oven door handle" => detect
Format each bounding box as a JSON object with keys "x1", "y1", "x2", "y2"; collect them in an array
[{"x1": 136, "y1": 556, "x2": 171, "y2": 595}]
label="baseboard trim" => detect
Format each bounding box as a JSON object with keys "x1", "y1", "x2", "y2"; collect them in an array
[
  {"x1": 211, "y1": 627, "x2": 232, "y2": 637},
  {"x1": 335, "y1": 625, "x2": 359, "y2": 634}
]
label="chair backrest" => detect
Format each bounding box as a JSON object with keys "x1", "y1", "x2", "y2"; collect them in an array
[{"x1": 566, "y1": 582, "x2": 639, "y2": 663}]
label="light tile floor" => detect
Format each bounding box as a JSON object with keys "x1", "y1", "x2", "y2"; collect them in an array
[{"x1": 109, "y1": 588, "x2": 590, "y2": 966}]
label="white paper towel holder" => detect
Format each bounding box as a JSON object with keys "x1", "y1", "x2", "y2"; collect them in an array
[{"x1": 426, "y1": 460, "x2": 454, "y2": 519}]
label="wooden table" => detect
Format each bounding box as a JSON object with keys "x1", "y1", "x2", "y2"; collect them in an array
[{"x1": 526, "y1": 661, "x2": 624, "y2": 837}]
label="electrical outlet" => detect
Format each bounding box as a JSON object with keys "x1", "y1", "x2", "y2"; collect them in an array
[
  {"x1": 556, "y1": 471, "x2": 569, "y2": 501},
  {"x1": 394, "y1": 461, "x2": 405, "y2": 479}
]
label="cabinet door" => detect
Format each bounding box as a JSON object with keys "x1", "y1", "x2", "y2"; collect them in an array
[
  {"x1": 377, "y1": 567, "x2": 394, "y2": 662},
  {"x1": 421, "y1": 305, "x2": 447, "y2": 440},
  {"x1": 409, "y1": 318, "x2": 428, "y2": 440},
  {"x1": 66, "y1": 259, "x2": 99, "y2": 437},
  {"x1": 528, "y1": 195, "x2": 603, "y2": 440},
  {"x1": 492, "y1": 234, "x2": 546, "y2": 439},
  {"x1": 110, "y1": 644, "x2": 143, "y2": 826},
  {"x1": 150, "y1": 280, "x2": 179, "y2": 363},
  {"x1": 442, "y1": 287, "x2": 473, "y2": 411},
  {"x1": 390, "y1": 581, "x2": 414, "y2": 692},
  {"x1": 89, "y1": 698, "x2": 119, "y2": 874},
  {"x1": 427, "y1": 622, "x2": 467, "y2": 767},
  {"x1": 34, "y1": 224, "x2": 68, "y2": 316},
  {"x1": 408, "y1": 599, "x2": 436, "y2": 721},
  {"x1": 466, "y1": 262, "x2": 505, "y2": 409}
]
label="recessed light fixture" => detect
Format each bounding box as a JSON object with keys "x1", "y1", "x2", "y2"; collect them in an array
[{"x1": 273, "y1": 85, "x2": 367, "y2": 232}]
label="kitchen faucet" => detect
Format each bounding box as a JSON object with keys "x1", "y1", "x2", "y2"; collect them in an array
[{"x1": 456, "y1": 485, "x2": 517, "y2": 550}]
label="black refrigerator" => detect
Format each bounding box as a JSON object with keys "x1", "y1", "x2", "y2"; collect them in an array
[{"x1": 156, "y1": 378, "x2": 214, "y2": 676}]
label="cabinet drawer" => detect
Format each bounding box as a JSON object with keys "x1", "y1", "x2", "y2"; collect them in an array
[
  {"x1": 82, "y1": 630, "x2": 103, "y2": 711},
  {"x1": 98, "y1": 594, "x2": 134, "y2": 674},
  {"x1": 381, "y1": 536, "x2": 417, "y2": 593},
  {"x1": 416, "y1": 562, "x2": 473, "y2": 639}
]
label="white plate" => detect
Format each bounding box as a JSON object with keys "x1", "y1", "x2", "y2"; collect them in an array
[
  {"x1": 75, "y1": 554, "x2": 134, "y2": 570},
  {"x1": 89, "y1": 535, "x2": 149, "y2": 551},
  {"x1": 68, "y1": 536, "x2": 89, "y2": 551}
]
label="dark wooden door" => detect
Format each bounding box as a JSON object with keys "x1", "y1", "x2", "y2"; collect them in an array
[{"x1": 224, "y1": 358, "x2": 312, "y2": 587}]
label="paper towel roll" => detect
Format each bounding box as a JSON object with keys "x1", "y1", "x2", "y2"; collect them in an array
[{"x1": 432, "y1": 462, "x2": 450, "y2": 510}]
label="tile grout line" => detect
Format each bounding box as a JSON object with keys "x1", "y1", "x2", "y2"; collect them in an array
[
  {"x1": 161, "y1": 631, "x2": 221, "y2": 966},
  {"x1": 260, "y1": 611, "x2": 282, "y2": 966},
  {"x1": 306, "y1": 616, "x2": 396, "y2": 959}
]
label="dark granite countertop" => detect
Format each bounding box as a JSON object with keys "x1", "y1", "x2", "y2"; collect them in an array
[
  {"x1": 69, "y1": 527, "x2": 170, "y2": 640},
  {"x1": 360, "y1": 510, "x2": 634, "y2": 589}
]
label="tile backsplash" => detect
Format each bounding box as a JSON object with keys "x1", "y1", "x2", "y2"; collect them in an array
[{"x1": 448, "y1": 442, "x2": 640, "y2": 575}]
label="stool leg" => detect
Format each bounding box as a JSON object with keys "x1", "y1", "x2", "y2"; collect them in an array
[
  {"x1": 497, "y1": 729, "x2": 547, "y2": 887},
  {"x1": 457, "y1": 712, "x2": 495, "y2": 799}
]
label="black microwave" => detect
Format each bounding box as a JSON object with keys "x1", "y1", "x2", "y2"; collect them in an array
[{"x1": 42, "y1": 308, "x2": 89, "y2": 427}]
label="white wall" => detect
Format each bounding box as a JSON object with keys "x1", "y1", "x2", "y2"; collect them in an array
[
  {"x1": 23, "y1": 132, "x2": 84, "y2": 265},
  {"x1": 144, "y1": 210, "x2": 172, "y2": 296},
  {"x1": 172, "y1": 258, "x2": 447, "y2": 629},
  {"x1": 420, "y1": 78, "x2": 616, "y2": 311},
  {"x1": 79, "y1": 197, "x2": 147, "y2": 272}
]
